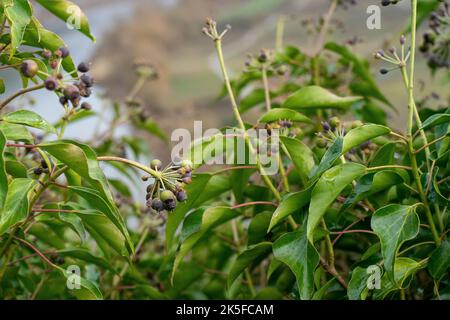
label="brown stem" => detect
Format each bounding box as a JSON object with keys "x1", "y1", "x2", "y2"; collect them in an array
[{"x1": 0, "y1": 83, "x2": 45, "y2": 110}]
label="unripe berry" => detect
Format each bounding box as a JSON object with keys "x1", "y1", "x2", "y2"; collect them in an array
[
  {"x1": 56, "y1": 46, "x2": 70, "y2": 58},
  {"x1": 329, "y1": 117, "x2": 340, "y2": 128},
  {"x1": 20, "y1": 60, "x2": 39, "y2": 78},
  {"x1": 180, "y1": 159, "x2": 193, "y2": 169},
  {"x1": 351, "y1": 120, "x2": 364, "y2": 129},
  {"x1": 44, "y1": 77, "x2": 58, "y2": 91},
  {"x1": 316, "y1": 138, "x2": 328, "y2": 149},
  {"x1": 160, "y1": 190, "x2": 175, "y2": 202},
  {"x1": 182, "y1": 176, "x2": 192, "y2": 184},
  {"x1": 150, "y1": 159, "x2": 163, "y2": 170},
  {"x1": 42, "y1": 49, "x2": 52, "y2": 59}
]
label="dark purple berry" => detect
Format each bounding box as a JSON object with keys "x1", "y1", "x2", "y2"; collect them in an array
[
  {"x1": 44, "y1": 77, "x2": 58, "y2": 91},
  {"x1": 80, "y1": 74, "x2": 94, "y2": 87},
  {"x1": 64, "y1": 85, "x2": 80, "y2": 101},
  {"x1": 34, "y1": 167, "x2": 43, "y2": 175},
  {"x1": 77, "y1": 62, "x2": 90, "y2": 73},
  {"x1": 42, "y1": 49, "x2": 52, "y2": 59},
  {"x1": 164, "y1": 199, "x2": 177, "y2": 211},
  {"x1": 151, "y1": 198, "x2": 164, "y2": 211}
]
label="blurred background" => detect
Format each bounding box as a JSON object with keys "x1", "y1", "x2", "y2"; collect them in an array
[{"x1": 3, "y1": 0, "x2": 448, "y2": 160}]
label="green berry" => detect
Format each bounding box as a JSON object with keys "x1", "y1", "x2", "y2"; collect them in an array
[
  {"x1": 351, "y1": 120, "x2": 364, "y2": 129},
  {"x1": 160, "y1": 190, "x2": 175, "y2": 202},
  {"x1": 150, "y1": 159, "x2": 163, "y2": 170},
  {"x1": 329, "y1": 117, "x2": 340, "y2": 128}
]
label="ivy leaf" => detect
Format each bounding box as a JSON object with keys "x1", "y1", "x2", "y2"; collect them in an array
[
  {"x1": 0, "y1": 122, "x2": 33, "y2": 142},
  {"x1": 268, "y1": 187, "x2": 312, "y2": 231},
  {"x1": 370, "y1": 142, "x2": 396, "y2": 167},
  {"x1": 2, "y1": 110, "x2": 56, "y2": 133},
  {"x1": 373, "y1": 258, "x2": 424, "y2": 299},
  {"x1": 428, "y1": 240, "x2": 450, "y2": 279},
  {"x1": 280, "y1": 136, "x2": 315, "y2": 183},
  {"x1": 3, "y1": 0, "x2": 32, "y2": 56},
  {"x1": 0, "y1": 130, "x2": 8, "y2": 207},
  {"x1": 347, "y1": 267, "x2": 370, "y2": 300},
  {"x1": 248, "y1": 211, "x2": 272, "y2": 245},
  {"x1": 35, "y1": 0, "x2": 96, "y2": 41},
  {"x1": 0, "y1": 178, "x2": 36, "y2": 235},
  {"x1": 273, "y1": 230, "x2": 319, "y2": 300},
  {"x1": 61, "y1": 269, "x2": 103, "y2": 300},
  {"x1": 420, "y1": 113, "x2": 450, "y2": 131},
  {"x1": 58, "y1": 248, "x2": 117, "y2": 273},
  {"x1": 67, "y1": 186, "x2": 132, "y2": 255},
  {"x1": 282, "y1": 86, "x2": 362, "y2": 110},
  {"x1": 309, "y1": 137, "x2": 343, "y2": 179},
  {"x1": 258, "y1": 108, "x2": 312, "y2": 124},
  {"x1": 172, "y1": 207, "x2": 239, "y2": 281},
  {"x1": 307, "y1": 163, "x2": 366, "y2": 242},
  {"x1": 371, "y1": 204, "x2": 420, "y2": 283},
  {"x1": 228, "y1": 242, "x2": 272, "y2": 288},
  {"x1": 342, "y1": 124, "x2": 391, "y2": 154}
]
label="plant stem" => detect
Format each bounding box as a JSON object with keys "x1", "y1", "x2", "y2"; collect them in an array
[
  {"x1": 405, "y1": 0, "x2": 440, "y2": 246},
  {"x1": 214, "y1": 38, "x2": 281, "y2": 201},
  {"x1": 367, "y1": 165, "x2": 412, "y2": 171},
  {"x1": 0, "y1": 83, "x2": 45, "y2": 110},
  {"x1": 97, "y1": 156, "x2": 161, "y2": 179},
  {"x1": 261, "y1": 66, "x2": 271, "y2": 112},
  {"x1": 275, "y1": 15, "x2": 286, "y2": 52}
]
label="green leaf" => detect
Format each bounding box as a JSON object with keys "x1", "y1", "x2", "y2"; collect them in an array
[
  {"x1": 0, "y1": 130, "x2": 8, "y2": 206},
  {"x1": 342, "y1": 124, "x2": 391, "y2": 154},
  {"x1": 371, "y1": 204, "x2": 420, "y2": 283},
  {"x1": 258, "y1": 108, "x2": 312, "y2": 124},
  {"x1": 0, "y1": 79, "x2": 5, "y2": 94},
  {"x1": 373, "y1": 258, "x2": 424, "y2": 299},
  {"x1": 347, "y1": 267, "x2": 370, "y2": 300},
  {"x1": 280, "y1": 136, "x2": 315, "y2": 183},
  {"x1": 2, "y1": 110, "x2": 56, "y2": 133},
  {"x1": 0, "y1": 178, "x2": 35, "y2": 235},
  {"x1": 5, "y1": 160, "x2": 28, "y2": 178},
  {"x1": 307, "y1": 163, "x2": 366, "y2": 242},
  {"x1": 268, "y1": 187, "x2": 312, "y2": 231},
  {"x1": 282, "y1": 86, "x2": 362, "y2": 110},
  {"x1": 3, "y1": 0, "x2": 32, "y2": 56},
  {"x1": 57, "y1": 248, "x2": 116, "y2": 273},
  {"x1": 273, "y1": 230, "x2": 319, "y2": 300},
  {"x1": 428, "y1": 240, "x2": 450, "y2": 279},
  {"x1": 165, "y1": 173, "x2": 212, "y2": 249},
  {"x1": 370, "y1": 142, "x2": 396, "y2": 167},
  {"x1": 67, "y1": 186, "x2": 132, "y2": 255},
  {"x1": 228, "y1": 242, "x2": 272, "y2": 288},
  {"x1": 172, "y1": 207, "x2": 239, "y2": 281},
  {"x1": 248, "y1": 211, "x2": 272, "y2": 245},
  {"x1": 35, "y1": 0, "x2": 95, "y2": 41},
  {"x1": 0, "y1": 122, "x2": 33, "y2": 141},
  {"x1": 60, "y1": 269, "x2": 103, "y2": 300},
  {"x1": 420, "y1": 113, "x2": 450, "y2": 131}
]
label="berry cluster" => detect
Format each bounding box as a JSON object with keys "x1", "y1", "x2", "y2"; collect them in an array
[
  {"x1": 19, "y1": 46, "x2": 94, "y2": 110},
  {"x1": 374, "y1": 35, "x2": 410, "y2": 75},
  {"x1": 244, "y1": 49, "x2": 288, "y2": 76},
  {"x1": 316, "y1": 117, "x2": 364, "y2": 149},
  {"x1": 33, "y1": 159, "x2": 51, "y2": 176},
  {"x1": 144, "y1": 159, "x2": 193, "y2": 213},
  {"x1": 420, "y1": 1, "x2": 450, "y2": 69}
]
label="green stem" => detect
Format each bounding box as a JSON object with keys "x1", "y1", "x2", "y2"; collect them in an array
[
  {"x1": 261, "y1": 66, "x2": 271, "y2": 112},
  {"x1": 97, "y1": 156, "x2": 161, "y2": 179},
  {"x1": 0, "y1": 83, "x2": 45, "y2": 110},
  {"x1": 405, "y1": 0, "x2": 440, "y2": 246},
  {"x1": 214, "y1": 39, "x2": 281, "y2": 201}
]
